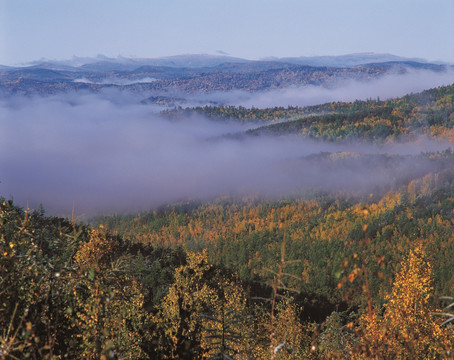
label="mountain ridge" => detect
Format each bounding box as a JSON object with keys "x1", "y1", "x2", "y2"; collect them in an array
[
  {"x1": 1, "y1": 54, "x2": 451, "y2": 97},
  {"x1": 8, "y1": 52, "x2": 450, "y2": 70}
]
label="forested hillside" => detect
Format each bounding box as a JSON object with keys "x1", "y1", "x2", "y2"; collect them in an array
[
  {"x1": 2, "y1": 84, "x2": 454, "y2": 359},
  {"x1": 2, "y1": 169, "x2": 453, "y2": 358},
  {"x1": 98, "y1": 150, "x2": 454, "y2": 305},
  {"x1": 164, "y1": 83, "x2": 454, "y2": 142}
]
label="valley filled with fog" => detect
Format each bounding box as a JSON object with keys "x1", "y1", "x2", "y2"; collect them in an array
[{"x1": 1, "y1": 58, "x2": 453, "y2": 216}]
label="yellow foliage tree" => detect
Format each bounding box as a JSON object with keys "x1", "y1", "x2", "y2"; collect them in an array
[
  {"x1": 200, "y1": 276, "x2": 251, "y2": 359},
  {"x1": 356, "y1": 244, "x2": 451, "y2": 359},
  {"x1": 271, "y1": 299, "x2": 309, "y2": 359},
  {"x1": 71, "y1": 230, "x2": 149, "y2": 359},
  {"x1": 154, "y1": 250, "x2": 216, "y2": 359}
]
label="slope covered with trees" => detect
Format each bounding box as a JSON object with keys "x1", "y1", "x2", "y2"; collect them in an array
[
  {"x1": 165, "y1": 83, "x2": 454, "y2": 143},
  {"x1": 250, "y1": 84, "x2": 454, "y2": 142},
  {"x1": 2, "y1": 170, "x2": 453, "y2": 358},
  {"x1": 99, "y1": 153, "x2": 454, "y2": 306}
]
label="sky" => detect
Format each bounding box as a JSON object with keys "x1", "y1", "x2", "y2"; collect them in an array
[{"x1": 1, "y1": 0, "x2": 453, "y2": 65}]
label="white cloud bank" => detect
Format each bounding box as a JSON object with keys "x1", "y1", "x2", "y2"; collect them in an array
[{"x1": 1, "y1": 68, "x2": 453, "y2": 217}]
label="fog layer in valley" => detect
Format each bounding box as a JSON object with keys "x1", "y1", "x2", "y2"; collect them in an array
[
  {"x1": 197, "y1": 69, "x2": 454, "y2": 108},
  {"x1": 1, "y1": 71, "x2": 453, "y2": 217}
]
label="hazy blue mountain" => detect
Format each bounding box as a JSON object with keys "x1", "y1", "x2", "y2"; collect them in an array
[
  {"x1": 266, "y1": 53, "x2": 430, "y2": 67},
  {"x1": 72, "y1": 54, "x2": 250, "y2": 72},
  {"x1": 16, "y1": 53, "x2": 439, "y2": 72}
]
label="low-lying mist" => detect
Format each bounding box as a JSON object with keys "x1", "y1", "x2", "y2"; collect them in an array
[
  {"x1": 74, "y1": 77, "x2": 158, "y2": 86},
  {"x1": 198, "y1": 68, "x2": 454, "y2": 108},
  {"x1": 1, "y1": 71, "x2": 453, "y2": 217}
]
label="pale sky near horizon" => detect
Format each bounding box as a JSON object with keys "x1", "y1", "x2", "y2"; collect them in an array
[{"x1": 1, "y1": 0, "x2": 453, "y2": 66}]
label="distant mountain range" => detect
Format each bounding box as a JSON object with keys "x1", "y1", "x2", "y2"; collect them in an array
[
  {"x1": 21, "y1": 52, "x2": 447, "y2": 70},
  {"x1": 0, "y1": 53, "x2": 451, "y2": 98},
  {"x1": 263, "y1": 53, "x2": 434, "y2": 67}
]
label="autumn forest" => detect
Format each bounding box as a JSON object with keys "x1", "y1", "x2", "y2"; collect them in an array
[{"x1": 2, "y1": 82, "x2": 454, "y2": 359}]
